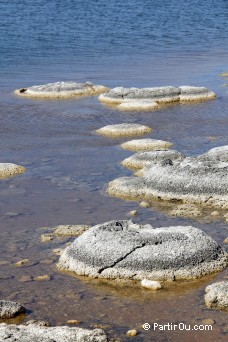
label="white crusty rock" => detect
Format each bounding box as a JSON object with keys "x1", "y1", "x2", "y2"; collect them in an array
[
  {"x1": 15, "y1": 81, "x2": 109, "y2": 99},
  {"x1": 98, "y1": 86, "x2": 216, "y2": 110},
  {"x1": 205, "y1": 281, "x2": 228, "y2": 309},
  {"x1": 141, "y1": 279, "x2": 162, "y2": 290},
  {"x1": 179, "y1": 86, "x2": 216, "y2": 101},
  {"x1": 108, "y1": 146, "x2": 228, "y2": 209},
  {"x1": 118, "y1": 100, "x2": 159, "y2": 111},
  {"x1": 0, "y1": 323, "x2": 107, "y2": 342},
  {"x1": 0, "y1": 300, "x2": 26, "y2": 318},
  {"x1": 0, "y1": 163, "x2": 25, "y2": 178},
  {"x1": 121, "y1": 138, "x2": 173, "y2": 152},
  {"x1": 121, "y1": 150, "x2": 184, "y2": 170},
  {"x1": 99, "y1": 86, "x2": 181, "y2": 104},
  {"x1": 57, "y1": 220, "x2": 227, "y2": 281},
  {"x1": 96, "y1": 123, "x2": 152, "y2": 138}
]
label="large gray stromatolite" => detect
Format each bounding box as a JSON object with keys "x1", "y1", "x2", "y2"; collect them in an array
[
  {"x1": 57, "y1": 220, "x2": 227, "y2": 281},
  {"x1": 98, "y1": 86, "x2": 216, "y2": 110},
  {"x1": 15, "y1": 81, "x2": 109, "y2": 98},
  {"x1": 108, "y1": 146, "x2": 228, "y2": 209},
  {"x1": 0, "y1": 323, "x2": 107, "y2": 342}
]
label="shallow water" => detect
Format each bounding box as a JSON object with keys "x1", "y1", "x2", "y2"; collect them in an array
[{"x1": 0, "y1": 1, "x2": 228, "y2": 341}]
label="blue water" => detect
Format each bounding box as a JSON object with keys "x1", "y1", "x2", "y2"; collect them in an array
[{"x1": 1, "y1": 0, "x2": 228, "y2": 79}]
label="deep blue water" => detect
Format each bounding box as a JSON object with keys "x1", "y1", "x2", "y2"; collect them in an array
[{"x1": 1, "y1": 0, "x2": 228, "y2": 74}]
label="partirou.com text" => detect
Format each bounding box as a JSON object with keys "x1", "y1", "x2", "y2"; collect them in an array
[{"x1": 143, "y1": 322, "x2": 212, "y2": 331}]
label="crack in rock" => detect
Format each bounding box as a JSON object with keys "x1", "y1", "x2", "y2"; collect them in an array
[{"x1": 98, "y1": 243, "x2": 146, "y2": 274}]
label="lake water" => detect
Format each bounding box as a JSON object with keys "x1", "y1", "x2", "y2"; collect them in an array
[{"x1": 0, "y1": 1, "x2": 228, "y2": 341}]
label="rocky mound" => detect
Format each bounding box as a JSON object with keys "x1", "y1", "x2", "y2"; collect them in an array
[
  {"x1": 205, "y1": 281, "x2": 228, "y2": 309},
  {"x1": 108, "y1": 146, "x2": 228, "y2": 209},
  {"x1": 0, "y1": 163, "x2": 25, "y2": 178},
  {"x1": 0, "y1": 323, "x2": 107, "y2": 342},
  {"x1": 15, "y1": 81, "x2": 109, "y2": 98},
  {"x1": 57, "y1": 220, "x2": 227, "y2": 281},
  {"x1": 96, "y1": 123, "x2": 152, "y2": 137},
  {"x1": 120, "y1": 138, "x2": 173, "y2": 151},
  {"x1": 98, "y1": 86, "x2": 216, "y2": 110}
]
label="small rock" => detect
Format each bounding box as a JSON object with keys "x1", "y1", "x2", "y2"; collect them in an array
[
  {"x1": 126, "y1": 329, "x2": 138, "y2": 337},
  {"x1": 205, "y1": 281, "x2": 228, "y2": 309},
  {"x1": 202, "y1": 319, "x2": 215, "y2": 325},
  {"x1": 41, "y1": 234, "x2": 54, "y2": 242},
  {"x1": 66, "y1": 320, "x2": 81, "y2": 325},
  {"x1": 141, "y1": 279, "x2": 162, "y2": 290},
  {"x1": 223, "y1": 238, "x2": 228, "y2": 244},
  {"x1": 34, "y1": 275, "x2": 51, "y2": 281},
  {"x1": 210, "y1": 211, "x2": 219, "y2": 216},
  {"x1": 0, "y1": 300, "x2": 26, "y2": 318},
  {"x1": 139, "y1": 201, "x2": 150, "y2": 208},
  {"x1": 53, "y1": 225, "x2": 91, "y2": 237},
  {"x1": 224, "y1": 213, "x2": 228, "y2": 221},
  {"x1": 15, "y1": 259, "x2": 30, "y2": 267},
  {"x1": 0, "y1": 163, "x2": 25, "y2": 179},
  {"x1": 53, "y1": 248, "x2": 64, "y2": 256},
  {"x1": 130, "y1": 210, "x2": 138, "y2": 216}
]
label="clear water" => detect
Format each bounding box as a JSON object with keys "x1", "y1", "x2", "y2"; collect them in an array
[{"x1": 0, "y1": 1, "x2": 228, "y2": 341}]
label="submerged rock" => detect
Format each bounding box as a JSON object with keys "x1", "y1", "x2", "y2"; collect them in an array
[
  {"x1": 121, "y1": 138, "x2": 173, "y2": 152},
  {"x1": 169, "y1": 204, "x2": 202, "y2": 218},
  {"x1": 0, "y1": 300, "x2": 26, "y2": 318},
  {"x1": 205, "y1": 281, "x2": 228, "y2": 309},
  {"x1": 15, "y1": 259, "x2": 30, "y2": 267},
  {"x1": 41, "y1": 234, "x2": 54, "y2": 242},
  {"x1": 0, "y1": 163, "x2": 25, "y2": 178},
  {"x1": 57, "y1": 220, "x2": 227, "y2": 281},
  {"x1": 53, "y1": 225, "x2": 91, "y2": 237},
  {"x1": 99, "y1": 86, "x2": 216, "y2": 110},
  {"x1": 108, "y1": 146, "x2": 228, "y2": 209},
  {"x1": 0, "y1": 323, "x2": 107, "y2": 342},
  {"x1": 96, "y1": 123, "x2": 152, "y2": 138},
  {"x1": 15, "y1": 81, "x2": 109, "y2": 99}
]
